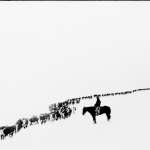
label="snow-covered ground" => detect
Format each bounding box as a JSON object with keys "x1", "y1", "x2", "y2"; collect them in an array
[{"x1": 0, "y1": 3, "x2": 150, "y2": 150}]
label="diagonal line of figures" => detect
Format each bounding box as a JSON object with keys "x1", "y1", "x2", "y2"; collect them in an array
[{"x1": 0, "y1": 88, "x2": 150, "y2": 140}]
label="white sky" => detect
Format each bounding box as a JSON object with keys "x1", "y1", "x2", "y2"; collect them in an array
[{"x1": 0, "y1": 2, "x2": 150, "y2": 150}]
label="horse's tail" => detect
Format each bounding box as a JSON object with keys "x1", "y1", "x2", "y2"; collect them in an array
[{"x1": 102, "y1": 106, "x2": 111, "y2": 121}]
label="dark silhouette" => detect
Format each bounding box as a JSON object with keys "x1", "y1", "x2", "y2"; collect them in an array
[
  {"x1": 83, "y1": 106, "x2": 97, "y2": 123},
  {"x1": 49, "y1": 102, "x2": 76, "y2": 121},
  {"x1": 40, "y1": 113, "x2": 50, "y2": 124},
  {"x1": 22, "y1": 118, "x2": 29, "y2": 128},
  {"x1": 16, "y1": 119, "x2": 24, "y2": 132},
  {"x1": 0, "y1": 126, "x2": 7, "y2": 130},
  {"x1": 1, "y1": 125, "x2": 16, "y2": 139},
  {"x1": 82, "y1": 97, "x2": 111, "y2": 124},
  {"x1": 44, "y1": 113, "x2": 51, "y2": 120},
  {"x1": 39, "y1": 114, "x2": 46, "y2": 124},
  {"x1": 59, "y1": 105, "x2": 72, "y2": 119},
  {"x1": 29, "y1": 116, "x2": 39, "y2": 125},
  {"x1": 94, "y1": 96, "x2": 101, "y2": 107},
  {"x1": 49, "y1": 104, "x2": 62, "y2": 121},
  {"x1": 0, "y1": 126, "x2": 7, "y2": 139}
]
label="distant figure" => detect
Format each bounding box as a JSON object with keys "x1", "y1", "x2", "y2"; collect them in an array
[
  {"x1": 29, "y1": 116, "x2": 39, "y2": 125},
  {"x1": 16, "y1": 119, "x2": 24, "y2": 132},
  {"x1": 82, "y1": 97, "x2": 111, "y2": 124},
  {"x1": 94, "y1": 96, "x2": 101, "y2": 107},
  {"x1": 40, "y1": 113, "x2": 50, "y2": 124},
  {"x1": 22, "y1": 118, "x2": 29, "y2": 129},
  {"x1": 1, "y1": 125, "x2": 16, "y2": 139},
  {"x1": 94, "y1": 96, "x2": 101, "y2": 115},
  {"x1": 59, "y1": 105, "x2": 72, "y2": 119}
]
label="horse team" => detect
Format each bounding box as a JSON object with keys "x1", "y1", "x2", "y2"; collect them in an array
[
  {"x1": 0, "y1": 95, "x2": 112, "y2": 140},
  {"x1": 0, "y1": 103, "x2": 76, "y2": 140},
  {"x1": 0, "y1": 115, "x2": 47, "y2": 140}
]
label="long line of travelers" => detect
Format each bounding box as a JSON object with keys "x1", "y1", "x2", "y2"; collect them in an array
[
  {"x1": 0, "y1": 102, "x2": 77, "y2": 140},
  {"x1": 0, "y1": 95, "x2": 95, "y2": 140}
]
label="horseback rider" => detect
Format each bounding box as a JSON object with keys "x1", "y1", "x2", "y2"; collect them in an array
[{"x1": 94, "y1": 96, "x2": 101, "y2": 114}]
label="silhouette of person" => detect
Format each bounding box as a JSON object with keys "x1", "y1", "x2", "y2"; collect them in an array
[
  {"x1": 94, "y1": 96, "x2": 101, "y2": 107},
  {"x1": 94, "y1": 96, "x2": 101, "y2": 115}
]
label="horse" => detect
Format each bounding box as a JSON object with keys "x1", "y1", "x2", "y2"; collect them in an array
[
  {"x1": 1, "y1": 125, "x2": 16, "y2": 139},
  {"x1": 16, "y1": 119, "x2": 24, "y2": 132},
  {"x1": 44, "y1": 113, "x2": 50, "y2": 121},
  {"x1": 40, "y1": 113, "x2": 50, "y2": 124},
  {"x1": 29, "y1": 116, "x2": 39, "y2": 125},
  {"x1": 51, "y1": 109, "x2": 62, "y2": 121},
  {"x1": 58, "y1": 104, "x2": 74, "y2": 120},
  {"x1": 49, "y1": 103, "x2": 62, "y2": 121},
  {"x1": 82, "y1": 105, "x2": 111, "y2": 124}
]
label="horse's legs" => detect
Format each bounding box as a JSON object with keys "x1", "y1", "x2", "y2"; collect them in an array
[
  {"x1": 106, "y1": 113, "x2": 111, "y2": 121},
  {"x1": 9, "y1": 132, "x2": 13, "y2": 137},
  {"x1": 91, "y1": 114, "x2": 96, "y2": 124},
  {"x1": 1, "y1": 134, "x2": 5, "y2": 140}
]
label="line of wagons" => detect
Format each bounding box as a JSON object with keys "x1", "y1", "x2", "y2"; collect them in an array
[{"x1": 0, "y1": 104, "x2": 75, "y2": 140}]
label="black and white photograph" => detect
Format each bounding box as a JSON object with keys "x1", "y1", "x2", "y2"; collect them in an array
[{"x1": 0, "y1": 3, "x2": 150, "y2": 150}]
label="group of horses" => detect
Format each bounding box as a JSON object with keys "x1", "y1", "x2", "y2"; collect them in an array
[
  {"x1": 0, "y1": 95, "x2": 112, "y2": 140},
  {"x1": 49, "y1": 102, "x2": 76, "y2": 121},
  {"x1": 0, "y1": 114, "x2": 48, "y2": 140},
  {"x1": 0, "y1": 103, "x2": 76, "y2": 140}
]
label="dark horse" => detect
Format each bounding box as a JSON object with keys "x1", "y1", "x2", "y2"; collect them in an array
[
  {"x1": 82, "y1": 106, "x2": 111, "y2": 124},
  {"x1": 29, "y1": 116, "x2": 39, "y2": 125},
  {"x1": 82, "y1": 96, "x2": 111, "y2": 124},
  {"x1": 1, "y1": 125, "x2": 16, "y2": 139},
  {"x1": 16, "y1": 119, "x2": 24, "y2": 132},
  {"x1": 40, "y1": 113, "x2": 50, "y2": 124}
]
